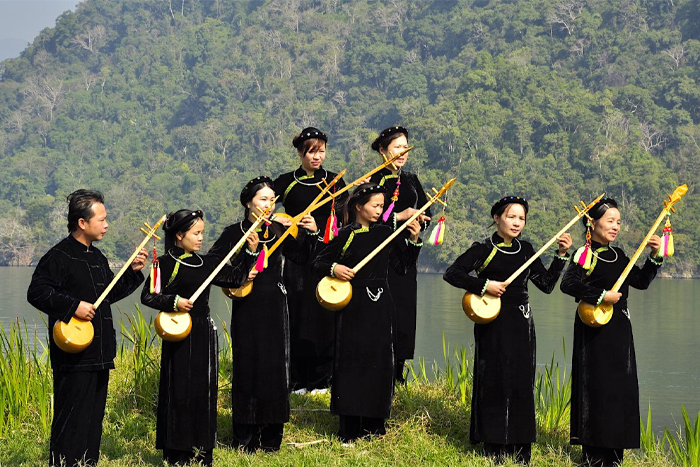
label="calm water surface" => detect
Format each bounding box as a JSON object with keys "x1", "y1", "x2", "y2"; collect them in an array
[{"x1": 2, "y1": 268, "x2": 698, "y2": 433}]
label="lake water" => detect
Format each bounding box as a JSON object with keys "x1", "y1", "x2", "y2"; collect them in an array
[{"x1": 2, "y1": 267, "x2": 698, "y2": 434}]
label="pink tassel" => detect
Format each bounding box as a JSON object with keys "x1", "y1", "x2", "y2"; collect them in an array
[
  {"x1": 382, "y1": 201, "x2": 395, "y2": 222},
  {"x1": 255, "y1": 245, "x2": 268, "y2": 272}
]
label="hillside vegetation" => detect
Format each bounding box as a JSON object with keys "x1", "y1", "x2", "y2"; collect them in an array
[{"x1": 0, "y1": 0, "x2": 697, "y2": 275}]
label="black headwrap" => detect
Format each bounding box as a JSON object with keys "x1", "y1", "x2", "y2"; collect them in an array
[
  {"x1": 371, "y1": 126, "x2": 409, "y2": 151},
  {"x1": 240, "y1": 176, "x2": 275, "y2": 207},
  {"x1": 491, "y1": 196, "x2": 529, "y2": 217},
  {"x1": 292, "y1": 127, "x2": 328, "y2": 149}
]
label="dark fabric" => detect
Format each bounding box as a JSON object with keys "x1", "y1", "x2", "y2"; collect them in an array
[
  {"x1": 140, "y1": 248, "x2": 249, "y2": 453},
  {"x1": 443, "y1": 233, "x2": 566, "y2": 445},
  {"x1": 274, "y1": 167, "x2": 347, "y2": 390},
  {"x1": 312, "y1": 223, "x2": 421, "y2": 419},
  {"x1": 50, "y1": 369, "x2": 109, "y2": 467},
  {"x1": 581, "y1": 445, "x2": 624, "y2": 467},
  {"x1": 162, "y1": 448, "x2": 212, "y2": 466},
  {"x1": 209, "y1": 220, "x2": 315, "y2": 425},
  {"x1": 560, "y1": 242, "x2": 661, "y2": 449},
  {"x1": 337, "y1": 415, "x2": 386, "y2": 442},
  {"x1": 232, "y1": 422, "x2": 284, "y2": 452},
  {"x1": 370, "y1": 168, "x2": 430, "y2": 361},
  {"x1": 483, "y1": 442, "x2": 532, "y2": 465},
  {"x1": 27, "y1": 235, "x2": 145, "y2": 371}
]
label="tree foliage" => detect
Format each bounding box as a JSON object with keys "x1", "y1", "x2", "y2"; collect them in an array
[{"x1": 0, "y1": 0, "x2": 696, "y2": 276}]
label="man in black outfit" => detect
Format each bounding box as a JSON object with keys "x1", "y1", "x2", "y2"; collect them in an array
[{"x1": 27, "y1": 189, "x2": 148, "y2": 467}]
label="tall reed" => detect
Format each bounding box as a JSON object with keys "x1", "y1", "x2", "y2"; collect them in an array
[
  {"x1": 663, "y1": 406, "x2": 700, "y2": 466},
  {"x1": 0, "y1": 318, "x2": 52, "y2": 436},
  {"x1": 639, "y1": 404, "x2": 664, "y2": 458},
  {"x1": 118, "y1": 306, "x2": 159, "y2": 404},
  {"x1": 535, "y1": 340, "x2": 571, "y2": 432}
]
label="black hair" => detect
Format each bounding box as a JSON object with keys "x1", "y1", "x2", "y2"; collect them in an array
[
  {"x1": 371, "y1": 126, "x2": 408, "y2": 153},
  {"x1": 66, "y1": 189, "x2": 104, "y2": 233},
  {"x1": 240, "y1": 176, "x2": 275, "y2": 219},
  {"x1": 163, "y1": 209, "x2": 204, "y2": 250},
  {"x1": 582, "y1": 197, "x2": 619, "y2": 234},
  {"x1": 342, "y1": 183, "x2": 387, "y2": 225},
  {"x1": 292, "y1": 127, "x2": 327, "y2": 157}
]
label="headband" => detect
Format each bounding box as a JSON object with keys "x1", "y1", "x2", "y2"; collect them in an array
[{"x1": 163, "y1": 209, "x2": 204, "y2": 234}]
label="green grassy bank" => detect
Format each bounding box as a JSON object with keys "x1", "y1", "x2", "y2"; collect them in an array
[{"x1": 0, "y1": 312, "x2": 696, "y2": 466}]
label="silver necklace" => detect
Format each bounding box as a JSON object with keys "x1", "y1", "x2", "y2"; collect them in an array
[
  {"x1": 168, "y1": 250, "x2": 204, "y2": 267},
  {"x1": 239, "y1": 221, "x2": 276, "y2": 243},
  {"x1": 294, "y1": 168, "x2": 327, "y2": 186},
  {"x1": 593, "y1": 247, "x2": 618, "y2": 263},
  {"x1": 490, "y1": 237, "x2": 522, "y2": 255}
]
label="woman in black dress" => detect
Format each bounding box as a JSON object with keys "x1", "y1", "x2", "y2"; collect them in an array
[
  {"x1": 208, "y1": 176, "x2": 318, "y2": 452},
  {"x1": 273, "y1": 127, "x2": 348, "y2": 393},
  {"x1": 443, "y1": 196, "x2": 572, "y2": 464},
  {"x1": 369, "y1": 126, "x2": 431, "y2": 383},
  {"x1": 560, "y1": 198, "x2": 662, "y2": 467},
  {"x1": 140, "y1": 209, "x2": 254, "y2": 466},
  {"x1": 312, "y1": 183, "x2": 422, "y2": 442}
]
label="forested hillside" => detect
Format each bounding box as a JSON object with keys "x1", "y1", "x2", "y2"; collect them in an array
[{"x1": 0, "y1": 0, "x2": 697, "y2": 275}]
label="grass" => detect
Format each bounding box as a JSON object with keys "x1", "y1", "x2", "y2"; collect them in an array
[{"x1": 0, "y1": 312, "x2": 690, "y2": 466}]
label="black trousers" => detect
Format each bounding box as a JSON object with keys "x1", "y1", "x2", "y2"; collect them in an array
[
  {"x1": 483, "y1": 442, "x2": 532, "y2": 465},
  {"x1": 581, "y1": 445, "x2": 624, "y2": 467},
  {"x1": 337, "y1": 415, "x2": 386, "y2": 442},
  {"x1": 50, "y1": 369, "x2": 109, "y2": 467},
  {"x1": 232, "y1": 422, "x2": 284, "y2": 452},
  {"x1": 163, "y1": 448, "x2": 212, "y2": 466}
]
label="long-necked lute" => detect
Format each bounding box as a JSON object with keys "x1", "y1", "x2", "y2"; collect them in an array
[
  {"x1": 463, "y1": 194, "x2": 605, "y2": 324},
  {"x1": 155, "y1": 201, "x2": 277, "y2": 341},
  {"x1": 316, "y1": 178, "x2": 456, "y2": 311},
  {"x1": 53, "y1": 215, "x2": 167, "y2": 353},
  {"x1": 223, "y1": 170, "x2": 346, "y2": 299},
  {"x1": 224, "y1": 147, "x2": 411, "y2": 299},
  {"x1": 578, "y1": 185, "x2": 687, "y2": 327}
]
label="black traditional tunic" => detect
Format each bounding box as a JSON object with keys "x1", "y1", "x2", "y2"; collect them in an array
[
  {"x1": 369, "y1": 168, "x2": 430, "y2": 362},
  {"x1": 140, "y1": 247, "x2": 250, "y2": 456},
  {"x1": 27, "y1": 235, "x2": 144, "y2": 467},
  {"x1": 443, "y1": 233, "x2": 567, "y2": 445},
  {"x1": 312, "y1": 223, "x2": 421, "y2": 419},
  {"x1": 560, "y1": 241, "x2": 661, "y2": 449},
  {"x1": 274, "y1": 167, "x2": 348, "y2": 390},
  {"x1": 209, "y1": 220, "x2": 316, "y2": 428}
]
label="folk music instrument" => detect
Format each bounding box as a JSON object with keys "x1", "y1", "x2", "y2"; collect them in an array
[
  {"x1": 53, "y1": 215, "x2": 167, "y2": 353},
  {"x1": 316, "y1": 178, "x2": 456, "y2": 311},
  {"x1": 225, "y1": 148, "x2": 412, "y2": 299},
  {"x1": 578, "y1": 185, "x2": 688, "y2": 327},
  {"x1": 463, "y1": 193, "x2": 606, "y2": 324},
  {"x1": 223, "y1": 171, "x2": 346, "y2": 299},
  {"x1": 155, "y1": 201, "x2": 277, "y2": 341}
]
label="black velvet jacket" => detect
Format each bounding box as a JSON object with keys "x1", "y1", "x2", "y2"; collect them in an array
[{"x1": 27, "y1": 235, "x2": 145, "y2": 371}]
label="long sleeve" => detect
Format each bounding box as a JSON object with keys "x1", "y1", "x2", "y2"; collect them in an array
[
  {"x1": 140, "y1": 277, "x2": 178, "y2": 312},
  {"x1": 412, "y1": 173, "x2": 432, "y2": 231},
  {"x1": 628, "y1": 257, "x2": 661, "y2": 290},
  {"x1": 389, "y1": 236, "x2": 422, "y2": 275},
  {"x1": 106, "y1": 266, "x2": 144, "y2": 305},
  {"x1": 27, "y1": 250, "x2": 79, "y2": 323},
  {"x1": 443, "y1": 242, "x2": 490, "y2": 296},
  {"x1": 312, "y1": 229, "x2": 349, "y2": 277},
  {"x1": 281, "y1": 226, "x2": 318, "y2": 266},
  {"x1": 560, "y1": 259, "x2": 606, "y2": 304},
  {"x1": 527, "y1": 254, "x2": 568, "y2": 294}
]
